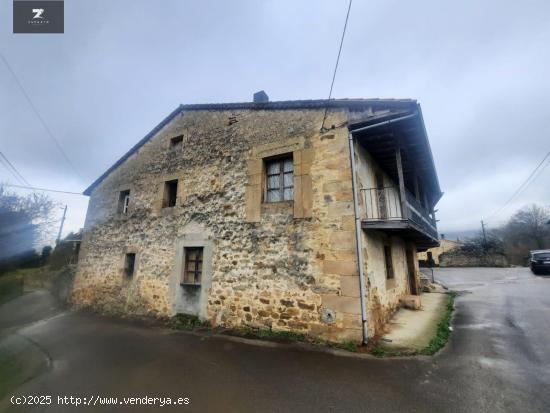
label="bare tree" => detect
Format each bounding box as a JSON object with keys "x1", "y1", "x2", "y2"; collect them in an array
[
  {"x1": 505, "y1": 204, "x2": 550, "y2": 249},
  {"x1": 0, "y1": 185, "x2": 58, "y2": 262},
  {"x1": 500, "y1": 204, "x2": 550, "y2": 265}
]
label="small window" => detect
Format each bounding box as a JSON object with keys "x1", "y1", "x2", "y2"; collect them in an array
[
  {"x1": 163, "y1": 179, "x2": 178, "y2": 208},
  {"x1": 265, "y1": 156, "x2": 293, "y2": 202},
  {"x1": 124, "y1": 253, "x2": 136, "y2": 277},
  {"x1": 118, "y1": 190, "x2": 130, "y2": 214},
  {"x1": 384, "y1": 245, "x2": 394, "y2": 280},
  {"x1": 170, "y1": 135, "x2": 183, "y2": 150},
  {"x1": 182, "y1": 247, "x2": 203, "y2": 285}
]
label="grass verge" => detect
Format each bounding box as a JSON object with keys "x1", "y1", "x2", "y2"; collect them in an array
[
  {"x1": 419, "y1": 291, "x2": 456, "y2": 355},
  {"x1": 0, "y1": 272, "x2": 24, "y2": 305},
  {"x1": 369, "y1": 291, "x2": 457, "y2": 357}
]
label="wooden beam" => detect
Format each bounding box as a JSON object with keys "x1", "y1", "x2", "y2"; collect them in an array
[
  {"x1": 395, "y1": 138, "x2": 408, "y2": 220},
  {"x1": 414, "y1": 170, "x2": 421, "y2": 201}
]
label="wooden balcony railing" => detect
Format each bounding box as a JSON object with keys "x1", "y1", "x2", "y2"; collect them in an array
[{"x1": 360, "y1": 186, "x2": 438, "y2": 240}]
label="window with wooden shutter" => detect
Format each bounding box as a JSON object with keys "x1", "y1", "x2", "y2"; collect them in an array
[{"x1": 182, "y1": 247, "x2": 203, "y2": 285}]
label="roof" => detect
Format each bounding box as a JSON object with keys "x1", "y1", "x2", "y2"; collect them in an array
[
  {"x1": 348, "y1": 105, "x2": 443, "y2": 202},
  {"x1": 83, "y1": 98, "x2": 418, "y2": 195}
]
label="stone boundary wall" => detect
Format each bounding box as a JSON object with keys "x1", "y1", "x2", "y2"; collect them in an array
[{"x1": 439, "y1": 252, "x2": 508, "y2": 267}]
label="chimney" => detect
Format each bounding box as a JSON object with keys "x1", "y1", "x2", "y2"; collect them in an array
[{"x1": 253, "y1": 90, "x2": 269, "y2": 103}]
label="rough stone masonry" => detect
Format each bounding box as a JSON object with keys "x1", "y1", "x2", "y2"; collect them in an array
[{"x1": 72, "y1": 98, "x2": 433, "y2": 343}]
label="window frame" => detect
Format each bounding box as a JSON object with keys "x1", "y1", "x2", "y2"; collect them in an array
[
  {"x1": 182, "y1": 247, "x2": 203, "y2": 286},
  {"x1": 118, "y1": 189, "x2": 130, "y2": 214},
  {"x1": 124, "y1": 253, "x2": 136, "y2": 278},
  {"x1": 264, "y1": 154, "x2": 294, "y2": 203},
  {"x1": 162, "y1": 179, "x2": 178, "y2": 208},
  {"x1": 383, "y1": 245, "x2": 394, "y2": 280},
  {"x1": 170, "y1": 135, "x2": 183, "y2": 150}
]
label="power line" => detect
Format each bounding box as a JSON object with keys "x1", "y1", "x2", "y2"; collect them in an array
[
  {"x1": 0, "y1": 157, "x2": 26, "y2": 186},
  {"x1": 1, "y1": 183, "x2": 84, "y2": 195},
  {"x1": 0, "y1": 52, "x2": 83, "y2": 181},
  {"x1": 0, "y1": 151, "x2": 31, "y2": 186},
  {"x1": 486, "y1": 150, "x2": 550, "y2": 221},
  {"x1": 321, "y1": 0, "x2": 353, "y2": 131}
]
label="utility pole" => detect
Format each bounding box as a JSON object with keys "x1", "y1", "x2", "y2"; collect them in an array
[
  {"x1": 481, "y1": 219, "x2": 488, "y2": 250},
  {"x1": 56, "y1": 205, "x2": 67, "y2": 244}
]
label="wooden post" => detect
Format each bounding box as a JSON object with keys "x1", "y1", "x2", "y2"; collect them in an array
[
  {"x1": 423, "y1": 189, "x2": 429, "y2": 212},
  {"x1": 413, "y1": 170, "x2": 421, "y2": 201},
  {"x1": 395, "y1": 140, "x2": 408, "y2": 220}
]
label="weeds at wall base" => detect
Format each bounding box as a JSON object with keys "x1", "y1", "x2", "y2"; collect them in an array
[
  {"x1": 168, "y1": 292, "x2": 456, "y2": 357},
  {"x1": 369, "y1": 291, "x2": 457, "y2": 357},
  {"x1": 166, "y1": 315, "x2": 360, "y2": 352},
  {"x1": 419, "y1": 291, "x2": 457, "y2": 355}
]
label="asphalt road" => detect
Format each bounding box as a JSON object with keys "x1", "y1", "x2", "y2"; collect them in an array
[{"x1": 1, "y1": 267, "x2": 549, "y2": 413}]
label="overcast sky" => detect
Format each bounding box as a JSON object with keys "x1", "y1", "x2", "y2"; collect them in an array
[{"x1": 1, "y1": 0, "x2": 549, "y2": 243}]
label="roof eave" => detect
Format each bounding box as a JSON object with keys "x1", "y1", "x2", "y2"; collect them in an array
[{"x1": 82, "y1": 105, "x2": 184, "y2": 196}]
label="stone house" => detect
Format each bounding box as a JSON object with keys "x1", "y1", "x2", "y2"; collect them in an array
[
  {"x1": 418, "y1": 236, "x2": 462, "y2": 266},
  {"x1": 72, "y1": 94, "x2": 442, "y2": 343}
]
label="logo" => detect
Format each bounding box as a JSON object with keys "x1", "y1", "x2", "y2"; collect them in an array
[
  {"x1": 13, "y1": 1, "x2": 64, "y2": 33},
  {"x1": 31, "y1": 9, "x2": 45, "y2": 19},
  {"x1": 27, "y1": 8, "x2": 49, "y2": 26}
]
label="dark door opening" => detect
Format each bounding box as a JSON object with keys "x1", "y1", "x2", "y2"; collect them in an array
[{"x1": 406, "y1": 249, "x2": 417, "y2": 295}]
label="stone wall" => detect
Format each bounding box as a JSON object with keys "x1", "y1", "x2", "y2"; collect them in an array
[
  {"x1": 73, "y1": 106, "x2": 417, "y2": 342},
  {"x1": 418, "y1": 238, "x2": 461, "y2": 266},
  {"x1": 439, "y1": 252, "x2": 508, "y2": 267}
]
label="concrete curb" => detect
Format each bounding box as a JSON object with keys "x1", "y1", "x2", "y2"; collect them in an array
[{"x1": 165, "y1": 327, "x2": 432, "y2": 361}]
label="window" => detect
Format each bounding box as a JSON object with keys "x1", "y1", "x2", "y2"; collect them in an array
[
  {"x1": 384, "y1": 245, "x2": 394, "y2": 280},
  {"x1": 124, "y1": 253, "x2": 136, "y2": 277},
  {"x1": 170, "y1": 135, "x2": 183, "y2": 150},
  {"x1": 265, "y1": 156, "x2": 293, "y2": 202},
  {"x1": 182, "y1": 247, "x2": 203, "y2": 285},
  {"x1": 163, "y1": 179, "x2": 178, "y2": 208},
  {"x1": 118, "y1": 190, "x2": 130, "y2": 214}
]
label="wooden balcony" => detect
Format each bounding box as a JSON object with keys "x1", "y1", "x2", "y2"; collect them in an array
[
  {"x1": 349, "y1": 107, "x2": 443, "y2": 250},
  {"x1": 360, "y1": 186, "x2": 439, "y2": 248}
]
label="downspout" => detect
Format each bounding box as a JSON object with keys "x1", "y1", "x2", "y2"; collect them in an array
[
  {"x1": 347, "y1": 111, "x2": 419, "y2": 345},
  {"x1": 348, "y1": 131, "x2": 369, "y2": 345}
]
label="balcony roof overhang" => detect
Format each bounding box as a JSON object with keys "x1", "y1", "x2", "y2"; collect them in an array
[
  {"x1": 361, "y1": 220, "x2": 440, "y2": 250},
  {"x1": 348, "y1": 105, "x2": 443, "y2": 206}
]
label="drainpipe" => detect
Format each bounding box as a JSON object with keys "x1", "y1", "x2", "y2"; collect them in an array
[
  {"x1": 348, "y1": 132, "x2": 369, "y2": 345},
  {"x1": 347, "y1": 111, "x2": 419, "y2": 345}
]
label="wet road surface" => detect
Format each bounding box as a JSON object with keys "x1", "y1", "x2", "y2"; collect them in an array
[{"x1": 1, "y1": 267, "x2": 549, "y2": 412}]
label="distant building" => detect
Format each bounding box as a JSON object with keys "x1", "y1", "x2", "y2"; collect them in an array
[
  {"x1": 418, "y1": 235, "x2": 461, "y2": 267},
  {"x1": 73, "y1": 94, "x2": 442, "y2": 343}
]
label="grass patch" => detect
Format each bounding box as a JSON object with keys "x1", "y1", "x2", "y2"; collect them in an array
[
  {"x1": 0, "y1": 272, "x2": 24, "y2": 305},
  {"x1": 235, "y1": 326, "x2": 307, "y2": 343},
  {"x1": 0, "y1": 266, "x2": 73, "y2": 306},
  {"x1": 167, "y1": 313, "x2": 209, "y2": 330},
  {"x1": 255, "y1": 328, "x2": 306, "y2": 342},
  {"x1": 419, "y1": 292, "x2": 456, "y2": 355},
  {"x1": 370, "y1": 347, "x2": 388, "y2": 357},
  {"x1": 341, "y1": 341, "x2": 359, "y2": 352},
  {"x1": 166, "y1": 319, "x2": 363, "y2": 352}
]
